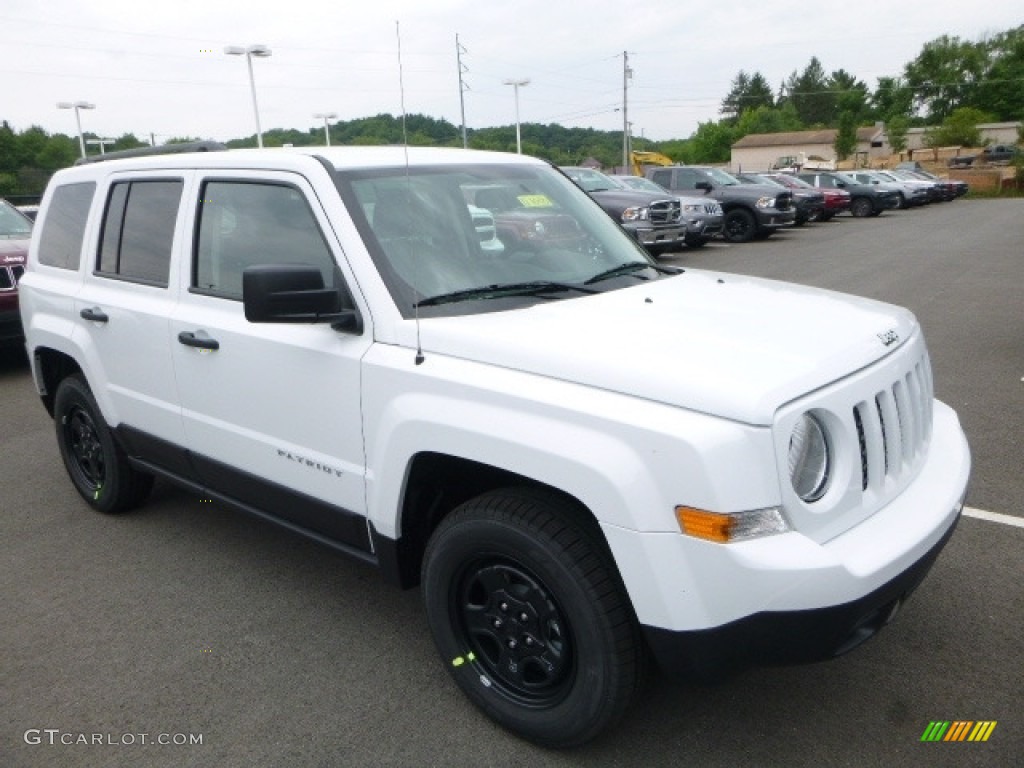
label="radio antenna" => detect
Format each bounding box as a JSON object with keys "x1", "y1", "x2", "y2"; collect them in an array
[{"x1": 396, "y1": 21, "x2": 425, "y2": 365}]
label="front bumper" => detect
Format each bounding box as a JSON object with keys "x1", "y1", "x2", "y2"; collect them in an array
[
  {"x1": 754, "y1": 209, "x2": 796, "y2": 229},
  {"x1": 602, "y1": 399, "x2": 970, "y2": 678},
  {"x1": 682, "y1": 215, "x2": 723, "y2": 237},
  {"x1": 630, "y1": 225, "x2": 687, "y2": 247},
  {"x1": 643, "y1": 505, "x2": 960, "y2": 678}
]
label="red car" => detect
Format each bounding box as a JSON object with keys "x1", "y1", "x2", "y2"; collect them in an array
[
  {"x1": 0, "y1": 199, "x2": 33, "y2": 347},
  {"x1": 763, "y1": 172, "x2": 851, "y2": 220}
]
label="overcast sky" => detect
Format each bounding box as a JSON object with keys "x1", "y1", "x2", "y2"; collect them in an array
[{"x1": 3, "y1": 1, "x2": 1022, "y2": 146}]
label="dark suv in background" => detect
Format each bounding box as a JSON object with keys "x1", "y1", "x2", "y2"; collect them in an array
[
  {"x1": 796, "y1": 171, "x2": 900, "y2": 218},
  {"x1": 646, "y1": 166, "x2": 794, "y2": 243},
  {"x1": 1, "y1": 199, "x2": 33, "y2": 347}
]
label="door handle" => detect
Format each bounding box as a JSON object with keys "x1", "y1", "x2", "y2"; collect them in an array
[
  {"x1": 177, "y1": 331, "x2": 220, "y2": 351},
  {"x1": 79, "y1": 307, "x2": 109, "y2": 323}
]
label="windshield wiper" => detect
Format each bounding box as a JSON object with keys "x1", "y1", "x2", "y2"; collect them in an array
[
  {"x1": 415, "y1": 281, "x2": 598, "y2": 308},
  {"x1": 585, "y1": 262, "x2": 680, "y2": 285}
]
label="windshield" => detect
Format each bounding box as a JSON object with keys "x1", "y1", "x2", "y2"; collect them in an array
[
  {"x1": 0, "y1": 202, "x2": 33, "y2": 238},
  {"x1": 561, "y1": 167, "x2": 617, "y2": 193},
  {"x1": 700, "y1": 167, "x2": 741, "y2": 186},
  {"x1": 614, "y1": 176, "x2": 668, "y2": 194},
  {"x1": 335, "y1": 163, "x2": 664, "y2": 317}
]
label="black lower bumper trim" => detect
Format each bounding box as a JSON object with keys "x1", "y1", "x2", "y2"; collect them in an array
[{"x1": 643, "y1": 511, "x2": 960, "y2": 681}]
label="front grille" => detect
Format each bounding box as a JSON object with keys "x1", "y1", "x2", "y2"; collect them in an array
[
  {"x1": 852, "y1": 355, "x2": 933, "y2": 492},
  {"x1": 774, "y1": 193, "x2": 793, "y2": 211},
  {"x1": 649, "y1": 199, "x2": 681, "y2": 224},
  {"x1": 0, "y1": 266, "x2": 23, "y2": 291}
]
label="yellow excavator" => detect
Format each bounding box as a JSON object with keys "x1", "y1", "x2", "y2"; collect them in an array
[{"x1": 629, "y1": 150, "x2": 675, "y2": 176}]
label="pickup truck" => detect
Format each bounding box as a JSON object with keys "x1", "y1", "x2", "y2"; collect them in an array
[
  {"x1": 646, "y1": 165, "x2": 795, "y2": 242},
  {"x1": 19, "y1": 144, "x2": 970, "y2": 748},
  {"x1": 982, "y1": 144, "x2": 1021, "y2": 164}
]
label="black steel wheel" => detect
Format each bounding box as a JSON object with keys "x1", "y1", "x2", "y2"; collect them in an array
[
  {"x1": 722, "y1": 208, "x2": 757, "y2": 242},
  {"x1": 54, "y1": 374, "x2": 153, "y2": 514},
  {"x1": 422, "y1": 489, "x2": 645, "y2": 747}
]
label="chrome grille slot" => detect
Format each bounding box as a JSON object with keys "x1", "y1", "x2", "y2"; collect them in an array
[
  {"x1": 0, "y1": 267, "x2": 13, "y2": 291},
  {"x1": 649, "y1": 199, "x2": 681, "y2": 225}
]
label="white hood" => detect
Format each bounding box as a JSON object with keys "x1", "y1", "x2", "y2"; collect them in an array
[{"x1": 415, "y1": 270, "x2": 917, "y2": 425}]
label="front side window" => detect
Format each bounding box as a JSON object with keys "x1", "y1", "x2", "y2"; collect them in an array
[
  {"x1": 193, "y1": 180, "x2": 336, "y2": 300},
  {"x1": 37, "y1": 182, "x2": 95, "y2": 270},
  {"x1": 97, "y1": 179, "x2": 182, "y2": 285}
]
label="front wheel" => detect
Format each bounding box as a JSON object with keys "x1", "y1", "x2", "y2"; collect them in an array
[
  {"x1": 850, "y1": 197, "x2": 874, "y2": 218},
  {"x1": 684, "y1": 235, "x2": 709, "y2": 248},
  {"x1": 54, "y1": 374, "x2": 153, "y2": 513},
  {"x1": 422, "y1": 489, "x2": 645, "y2": 748},
  {"x1": 722, "y1": 208, "x2": 757, "y2": 243}
]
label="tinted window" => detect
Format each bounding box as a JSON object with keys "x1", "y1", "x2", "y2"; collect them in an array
[
  {"x1": 650, "y1": 170, "x2": 671, "y2": 188},
  {"x1": 37, "y1": 182, "x2": 95, "y2": 270},
  {"x1": 194, "y1": 181, "x2": 335, "y2": 300},
  {"x1": 97, "y1": 180, "x2": 182, "y2": 285}
]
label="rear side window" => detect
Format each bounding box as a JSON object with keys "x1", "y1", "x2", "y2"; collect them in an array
[
  {"x1": 97, "y1": 179, "x2": 183, "y2": 286},
  {"x1": 193, "y1": 180, "x2": 335, "y2": 300},
  {"x1": 37, "y1": 182, "x2": 96, "y2": 270}
]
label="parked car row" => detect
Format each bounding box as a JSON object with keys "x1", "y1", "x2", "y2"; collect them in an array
[{"x1": 0, "y1": 198, "x2": 33, "y2": 346}]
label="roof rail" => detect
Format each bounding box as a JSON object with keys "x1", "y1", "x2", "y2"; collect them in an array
[{"x1": 74, "y1": 140, "x2": 228, "y2": 165}]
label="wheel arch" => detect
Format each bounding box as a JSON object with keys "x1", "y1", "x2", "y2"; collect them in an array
[
  {"x1": 373, "y1": 452, "x2": 610, "y2": 590},
  {"x1": 31, "y1": 346, "x2": 83, "y2": 418}
]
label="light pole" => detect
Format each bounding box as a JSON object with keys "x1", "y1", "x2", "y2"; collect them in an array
[
  {"x1": 313, "y1": 112, "x2": 337, "y2": 146},
  {"x1": 57, "y1": 101, "x2": 96, "y2": 159},
  {"x1": 503, "y1": 78, "x2": 530, "y2": 154},
  {"x1": 224, "y1": 44, "x2": 272, "y2": 148}
]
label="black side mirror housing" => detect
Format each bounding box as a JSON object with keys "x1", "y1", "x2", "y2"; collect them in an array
[
  {"x1": 243, "y1": 264, "x2": 362, "y2": 333},
  {"x1": 695, "y1": 181, "x2": 713, "y2": 192}
]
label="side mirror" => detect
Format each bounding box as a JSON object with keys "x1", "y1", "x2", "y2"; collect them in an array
[
  {"x1": 243, "y1": 264, "x2": 362, "y2": 333},
  {"x1": 695, "y1": 181, "x2": 713, "y2": 192}
]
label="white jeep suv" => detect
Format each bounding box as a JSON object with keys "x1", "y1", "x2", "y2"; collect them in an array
[{"x1": 19, "y1": 145, "x2": 970, "y2": 747}]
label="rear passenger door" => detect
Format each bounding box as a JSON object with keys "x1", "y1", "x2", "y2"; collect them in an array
[
  {"x1": 170, "y1": 171, "x2": 373, "y2": 551},
  {"x1": 74, "y1": 172, "x2": 189, "y2": 455}
]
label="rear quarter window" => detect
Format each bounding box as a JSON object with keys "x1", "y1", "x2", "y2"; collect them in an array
[{"x1": 37, "y1": 182, "x2": 96, "y2": 270}]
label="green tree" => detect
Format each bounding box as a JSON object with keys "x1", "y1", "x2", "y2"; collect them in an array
[
  {"x1": 721, "y1": 70, "x2": 775, "y2": 120},
  {"x1": 904, "y1": 35, "x2": 988, "y2": 121},
  {"x1": 781, "y1": 57, "x2": 833, "y2": 126},
  {"x1": 688, "y1": 120, "x2": 736, "y2": 163},
  {"x1": 885, "y1": 115, "x2": 911, "y2": 154},
  {"x1": 871, "y1": 76, "x2": 915, "y2": 120},
  {"x1": 923, "y1": 107, "x2": 995, "y2": 147},
  {"x1": 834, "y1": 111, "x2": 858, "y2": 160},
  {"x1": 974, "y1": 25, "x2": 1024, "y2": 121}
]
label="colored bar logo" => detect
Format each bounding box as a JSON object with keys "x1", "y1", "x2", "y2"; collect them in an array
[{"x1": 921, "y1": 721, "x2": 997, "y2": 742}]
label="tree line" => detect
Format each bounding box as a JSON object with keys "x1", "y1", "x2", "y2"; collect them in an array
[{"x1": 2, "y1": 25, "x2": 1021, "y2": 200}]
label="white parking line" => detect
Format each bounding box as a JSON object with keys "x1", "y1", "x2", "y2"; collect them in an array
[{"x1": 964, "y1": 506, "x2": 1024, "y2": 528}]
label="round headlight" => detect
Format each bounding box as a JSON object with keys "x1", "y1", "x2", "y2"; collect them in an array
[{"x1": 789, "y1": 413, "x2": 831, "y2": 502}]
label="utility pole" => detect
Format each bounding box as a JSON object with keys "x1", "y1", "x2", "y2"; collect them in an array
[
  {"x1": 456, "y1": 35, "x2": 469, "y2": 149},
  {"x1": 622, "y1": 51, "x2": 632, "y2": 172}
]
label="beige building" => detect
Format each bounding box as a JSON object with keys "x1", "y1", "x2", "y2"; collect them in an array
[
  {"x1": 730, "y1": 126, "x2": 888, "y2": 172},
  {"x1": 731, "y1": 121, "x2": 1022, "y2": 170}
]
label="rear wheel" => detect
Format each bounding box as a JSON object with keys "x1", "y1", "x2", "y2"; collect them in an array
[
  {"x1": 422, "y1": 489, "x2": 645, "y2": 748},
  {"x1": 722, "y1": 209, "x2": 757, "y2": 243},
  {"x1": 54, "y1": 374, "x2": 153, "y2": 513}
]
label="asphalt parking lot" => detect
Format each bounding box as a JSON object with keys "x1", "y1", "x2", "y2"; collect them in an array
[{"x1": 2, "y1": 198, "x2": 1022, "y2": 767}]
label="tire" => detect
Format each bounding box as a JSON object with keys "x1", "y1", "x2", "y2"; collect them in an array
[
  {"x1": 722, "y1": 208, "x2": 757, "y2": 243},
  {"x1": 820, "y1": 211, "x2": 834, "y2": 222},
  {"x1": 684, "y1": 235, "x2": 709, "y2": 248},
  {"x1": 895, "y1": 193, "x2": 908, "y2": 210},
  {"x1": 850, "y1": 197, "x2": 873, "y2": 218},
  {"x1": 54, "y1": 374, "x2": 154, "y2": 514},
  {"x1": 422, "y1": 488, "x2": 645, "y2": 748}
]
